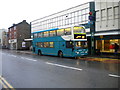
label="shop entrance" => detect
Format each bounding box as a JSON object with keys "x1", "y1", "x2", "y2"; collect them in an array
[{"x1": 96, "y1": 39, "x2": 120, "y2": 53}]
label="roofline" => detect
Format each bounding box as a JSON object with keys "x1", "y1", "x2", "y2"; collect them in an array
[
  {"x1": 8, "y1": 20, "x2": 29, "y2": 29},
  {"x1": 31, "y1": 1, "x2": 94, "y2": 23},
  {"x1": 32, "y1": 28, "x2": 59, "y2": 34}
]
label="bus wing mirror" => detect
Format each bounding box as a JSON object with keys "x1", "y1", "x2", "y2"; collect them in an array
[{"x1": 72, "y1": 47, "x2": 74, "y2": 52}]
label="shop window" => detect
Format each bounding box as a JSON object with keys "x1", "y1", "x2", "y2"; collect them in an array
[
  {"x1": 96, "y1": 40, "x2": 102, "y2": 50},
  {"x1": 104, "y1": 40, "x2": 110, "y2": 51}
]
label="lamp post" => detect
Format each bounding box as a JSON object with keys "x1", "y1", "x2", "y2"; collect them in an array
[{"x1": 89, "y1": 11, "x2": 95, "y2": 55}]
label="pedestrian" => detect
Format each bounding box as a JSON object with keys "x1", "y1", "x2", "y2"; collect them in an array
[
  {"x1": 114, "y1": 43, "x2": 119, "y2": 54},
  {"x1": 109, "y1": 43, "x2": 114, "y2": 49}
]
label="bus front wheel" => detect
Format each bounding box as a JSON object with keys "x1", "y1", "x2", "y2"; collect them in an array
[
  {"x1": 58, "y1": 51, "x2": 63, "y2": 58},
  {"x1": 38, "y1": 50, "x2": 42, "y2": 56}
]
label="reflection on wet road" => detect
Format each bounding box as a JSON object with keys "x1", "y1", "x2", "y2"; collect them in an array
[{"x1": 1, "y1": 50, "x2": 120, "y2": 88}]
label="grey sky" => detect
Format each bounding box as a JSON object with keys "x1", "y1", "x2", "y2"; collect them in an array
[{"x1": 0, "y1": 0, "x2": 92, "y2": 29}]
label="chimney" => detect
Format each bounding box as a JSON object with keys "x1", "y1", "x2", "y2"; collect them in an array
[
  {"x1": 13, "y1": 23, "x2": 16, "y2": 26},
  {"x1": 23, "y1": 20, "x2": 26, "y2": 22}
]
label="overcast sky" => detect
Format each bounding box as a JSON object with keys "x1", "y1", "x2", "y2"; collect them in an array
[{"x1": 0, "y1": 0, "x2": 92, "y2": 29}]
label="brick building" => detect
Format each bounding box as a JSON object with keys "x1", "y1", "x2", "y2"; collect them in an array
[{"x1": 8, "y1": 20, "x2": 31, "y2": 50}]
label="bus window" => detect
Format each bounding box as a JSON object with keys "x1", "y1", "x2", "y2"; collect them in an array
[
  {"x1": 43, "y1": 31, "x2": 49, "y2": 37},
  {"x1": 74, "y1": 27, "x2": 85, "y2": 33},
  {"x1": 33, "y1": 33, "x2": 38, "y2": 38},
  {"x1": 37, "y1": 42, "x2": 43, "y2": 47},
  {"x1": 49, "y1": 42, "x2": 54, "y2": 48},
  {"x1": 64, "y1": 28, "x2": 71, "y2": 35},
  {"x1": 50, "y1": 30, "x2": 56, "y2": 37},
  {"x1": 75, "y1": 41, "x2": 87, "y2": 49},
  {"x1": 38, "y1": 32, "x2": 43, "y2": 38},
  {"x1": 66, "y1": 41, "x2": 74, "y2": 48},
  {"x1": 57, "y1": 29, "x2": 64, "y2": 36},
  {"x1": 44, "y1": 42, "x2": 49, "y2": 48}
]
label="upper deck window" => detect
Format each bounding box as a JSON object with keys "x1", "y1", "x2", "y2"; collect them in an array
[
  {"x1": 38, "y1": 32, "x2": 43, "y2": 38},
  {"x1": 74, "y1": 27, "x2": 85, "y2": 34},
  {"x1": 57, "y1": 29, "x2": 64, "y2": 36},
  {"x1": 64, "y1": 28, "x2": 71, "y2": 35},
  {"x1": 33, "y1": 33, "x2": 38, "y2": 38},
  {"x1": 49, "y1": 30, "x2": 56, "y2": 37},
  {"x1": 43, "y1": 31, "x2": 49, "y2": 37}
]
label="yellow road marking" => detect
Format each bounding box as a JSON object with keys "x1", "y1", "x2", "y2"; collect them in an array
[
  {"x1": 0, "y1": 80, "x2": 9, "y2": 90},
  {"x1": 0, "y1": 76, "x2": 15, "y2": 90},
  {"x1": 78, "y1": 57, "x2": 120, "y2": 63}
]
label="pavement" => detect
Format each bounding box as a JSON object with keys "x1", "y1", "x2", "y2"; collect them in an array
[{"x1": 15, "y1": 50, "x2": 120, "y2": 63}]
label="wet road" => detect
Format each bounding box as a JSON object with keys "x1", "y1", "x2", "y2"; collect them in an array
[{"x1": 0, "y1": 50, "x2": 120, "y2": 88}]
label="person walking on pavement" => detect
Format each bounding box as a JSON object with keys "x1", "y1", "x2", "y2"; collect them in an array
[{"x1": 114, "y1": 43, "x2": 119, "y2": 55}]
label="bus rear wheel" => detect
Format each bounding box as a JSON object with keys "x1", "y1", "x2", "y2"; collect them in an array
[
  {"x1": 58, "y1": 51, "x2": 63, "y2": 58},
  {"x1": 38, "y1": 50, "x2": 42, "y2": 56}
]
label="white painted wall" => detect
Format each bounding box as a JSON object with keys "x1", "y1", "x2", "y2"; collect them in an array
[
  {"x1": 95, "y1": 0, "x2": 120, "y2": 32},
  {"x1": 31, "y1": 2, "x2": 91, "y2": 33}
]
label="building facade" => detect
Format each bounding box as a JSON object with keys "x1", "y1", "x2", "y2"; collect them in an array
[
  {"x1": 8, "y1": 20, "x2": 31, "y2": 50},
  {"x1": 31, "y1": 2, "x2": 95, "y2": 54},
  {"x1": 95, "y1": 0, "x2": 120, "y2": 54},
  {"x1": 0, "y1": 29, "x2": 7, "y2": 48},
  {"x1": 2, "y1": 31, "x2": 8, "y2": 49}
]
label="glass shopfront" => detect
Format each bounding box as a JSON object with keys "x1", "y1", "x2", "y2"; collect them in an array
[{"x1": 96, "y1": 39, "x2": 120, "y2": 53}]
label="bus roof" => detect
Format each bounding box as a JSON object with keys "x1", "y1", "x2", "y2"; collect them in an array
[{"x1": 32, "y1": 28, "x2": 59, "y2": 34}]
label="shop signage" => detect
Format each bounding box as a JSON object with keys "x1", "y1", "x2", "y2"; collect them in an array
[
  {"x1": 100, "y1": 35, "x2": 103, "y2": 38},
  {"x1": 22, "y1": 41, "x2": 26, "y2": 47}
]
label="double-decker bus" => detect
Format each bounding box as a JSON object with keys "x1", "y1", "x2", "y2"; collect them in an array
[{"x1": 32, "y1": 25, "x2": 88, "y2": 57}]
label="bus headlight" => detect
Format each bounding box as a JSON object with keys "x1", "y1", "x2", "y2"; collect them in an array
[{"x1": 75, "y1": 51, "x2": 79, "y2": 54}]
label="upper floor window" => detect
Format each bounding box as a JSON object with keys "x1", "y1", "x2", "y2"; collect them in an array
[
  {"x1": 9, "y1": 33, "x2": 12, "y2": 39},
  {"x1": 101, "y1": 9, "x2": 106, "y2": 20},
  {"x1": 14, "y1": 26, "x2": 16, "y2": 30},
  {"x1": 14, "y1": 32, "x2": 16, "y2": 38},
  {"x1": 96, "y1": 11, "x2": 100, "y2": 21},
  {"x1": 9, "y1": 28, "x2": 11, "y2": 32},
  {"x1": 114, "y1": 6, "x2": 119, "y2": 19},
  {"x1": 107, "y1": 7, "x2": 112, "y2": 20}
]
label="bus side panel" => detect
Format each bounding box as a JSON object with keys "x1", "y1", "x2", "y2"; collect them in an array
[
  {"x1": 41, "y1": 41, "x2": 58, "y2": 56},
  {"x1": 59, "y1": 41, "x2": 74, "y2": 57}
]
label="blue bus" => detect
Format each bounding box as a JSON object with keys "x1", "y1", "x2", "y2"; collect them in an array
[{"x1": 32, "y1": 26, "x2": 88, "y2": 57}]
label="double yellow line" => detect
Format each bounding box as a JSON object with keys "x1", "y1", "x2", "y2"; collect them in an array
[{"x1": 0, "y1": 76, "x2": 15, "y2": 90}]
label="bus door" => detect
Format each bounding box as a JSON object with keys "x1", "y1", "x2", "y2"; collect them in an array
[{"x1": 64, "y1": 41, "x2": 74, "y2": 56}]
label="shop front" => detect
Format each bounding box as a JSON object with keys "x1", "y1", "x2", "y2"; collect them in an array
[{"x1": 95, "y1": 35, "x2": 120, "y2": 54}]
